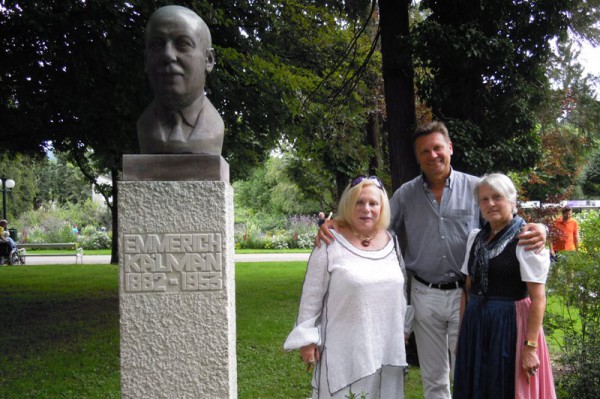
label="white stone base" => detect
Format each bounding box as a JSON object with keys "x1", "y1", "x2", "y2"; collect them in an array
[{"x1": 119, "y1": 181, "x2": 236, "y2": 398}]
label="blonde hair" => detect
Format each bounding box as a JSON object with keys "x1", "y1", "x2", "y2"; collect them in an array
[{"x1": 334, "y1": 178, "x2": 390, "y2": 230}]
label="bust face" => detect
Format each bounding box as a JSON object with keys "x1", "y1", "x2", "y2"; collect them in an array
[{"x1": 145, "y1": 7, "x2": 214, "y2": 109}]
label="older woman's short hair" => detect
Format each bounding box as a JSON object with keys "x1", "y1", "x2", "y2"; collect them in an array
[
  {"x1": 474, "y1": 173, "x2": 518, "y2": 213},
  {"x1": 335, "y1": 177, "x2": 390, "y2": 231}
]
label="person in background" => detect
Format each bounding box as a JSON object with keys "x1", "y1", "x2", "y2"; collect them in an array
[
  {"x1": 550, "y1": 205, "x2": 579, "y2": 259},
  {"x1": 286, "y1": 176, "x2": 410, "y2": 399},
  {"x1": 317, "y1": 121, "x2": 547, "y2": 398},
  {"x1": 454, "y1": 173, "x2": 555, "y2": 398},
  {"x1": 0, "y1": 220, "x2": 16, "y2": 251}
]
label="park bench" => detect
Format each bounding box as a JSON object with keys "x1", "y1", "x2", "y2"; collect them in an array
[{"x1": 16, "y1": 243, "x2": 84, "y2": 264}]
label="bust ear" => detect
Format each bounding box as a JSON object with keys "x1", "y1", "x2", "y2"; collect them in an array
[{"x1": 205, "y1": 48, "x2": 215, "y2": 73}]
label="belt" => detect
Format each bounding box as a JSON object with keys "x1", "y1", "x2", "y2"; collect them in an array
[{"x1": 413, "y1": 274, "x2": 464, "y2": 290}]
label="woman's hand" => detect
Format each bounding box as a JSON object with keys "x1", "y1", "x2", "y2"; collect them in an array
[
  {"x1": 300, "y1": 344, "x2": 320, "y2": 372},
  {"x1": 522, "y1": 346, "x2": 540, "y2": 383},
  {"x1": 523, "y1": 282, "x2": 546, "y2": 383}
]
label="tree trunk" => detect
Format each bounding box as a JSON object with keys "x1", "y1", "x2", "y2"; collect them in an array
[
  {"x1": 367, "y1": 111, "x2": 383, "y2": 174},
  {"x1": 379, "y1": 0, "x2": 418, "y2": 191}
]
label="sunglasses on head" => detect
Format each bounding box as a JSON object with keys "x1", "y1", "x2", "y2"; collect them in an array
[{"x1": 350, "y1": 175, "x2": 384, "y2": 190}]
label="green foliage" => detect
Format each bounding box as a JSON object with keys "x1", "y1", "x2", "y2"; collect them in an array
[
  {"x1": 81, "y1": 229, "x2": 112, "y2": 250},
  {"x1": 545, "y1": 209, "x2": 600, "y2": 397},
  {"x1": 346, "y1": 389, "x2": 369, "y2": 399},
  {"x1": 1, "y1": 0, "x2": 381, "y2": 261},
  {"x1": 520, "y1": 126, "x2": 587, "y2": 202},
  {"x1": 580, "y1": 150, "x2": 600, "y2": 198},
  {"x1": 411, "y1": 1, "x2": 598, "y2": 176},
  {"x1": 35, "y1": 153, "x2": 91, "y2": 206},
  {"x1": 574, "y1": 209, "x2": 600, "y2": 254},
  {"x1": 518, "y1": 40, "x2": 600, "y2": 202},
  {"x1": 14, "y1": 200, "x2": 111, "y2": 249},
  {"x1": 234, "y1": 155, "x2": 325, "y2": 218},
  {"x1": 0, "y1": 153, "x2": 40, "y2": 221},
  {"x1": 234, "y1": 214, "x2": 317, "y2": 250},
  {"x1": 0, "y1": 153, "x2": 106, "y2": 222}
]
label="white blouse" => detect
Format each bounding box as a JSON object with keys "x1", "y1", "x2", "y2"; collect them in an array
[
  {"x1": 461, "y1": 229, "x2": 550, "y2": 283},
  {"x1": 284, "y1": 230, "x2": 408, "y2": 394}
]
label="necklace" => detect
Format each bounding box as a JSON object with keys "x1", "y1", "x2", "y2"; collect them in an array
[
  {"x1": 350, "y1": 228, "x2": 376, "y2": 247},
  {"x1": 492, "y1": 225, "x2": 507, "y2": 235},
  {"x1": 490, "y1": 223, "x2": 509, "y2": 239}
]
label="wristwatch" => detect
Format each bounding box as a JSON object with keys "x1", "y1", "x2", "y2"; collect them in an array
[{"x1": 524, "y1": 340, "x2": 538, "y2": 348}]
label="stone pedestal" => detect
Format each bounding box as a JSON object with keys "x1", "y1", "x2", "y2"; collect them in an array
[{"x1": 119, "y1": 155, "x2": 236, "y2": 398}]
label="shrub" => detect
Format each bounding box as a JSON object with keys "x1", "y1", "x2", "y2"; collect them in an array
[
  {"x1": 15, "y1": 201, "x2": 111, "y2": 249},
  {"x1": 545, "y1": 209, "x2": 600, "y2": 398},
  {"x1": 81, "y1": 230, "x2": 111, "y2": 250},
  {"x1": 296, "y1": 233, "x2": 314, "y2": 249},
  {"x1": 234, "y1": 214, "x2": 319, "y2": 250},
  {"x1": 268, "y1": 231, "x2": 289, "y2": 250},
  {"x1": 236, "y1": 222, "x2": 267, "y2": 250}
]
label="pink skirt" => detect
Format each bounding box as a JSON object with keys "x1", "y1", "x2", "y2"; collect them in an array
[{"x1": 514, "y1": 298, "x2": 556, "y2": 399}]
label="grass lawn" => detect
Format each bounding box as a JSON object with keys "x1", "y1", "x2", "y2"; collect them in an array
[{"x1": 0, "y1": 262, "x2": 423, "y2": 398}]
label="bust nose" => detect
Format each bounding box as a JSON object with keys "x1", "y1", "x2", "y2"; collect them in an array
[{"x1": 160, "y1": 41, "x2": 177, "y2": 62}]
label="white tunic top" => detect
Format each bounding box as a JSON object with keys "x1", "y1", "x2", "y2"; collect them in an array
[{"x1": 284, "y1": 230, "x2": 408, "y2": 394}]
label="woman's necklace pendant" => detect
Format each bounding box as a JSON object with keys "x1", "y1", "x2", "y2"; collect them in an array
[{"x1": 351, "y1": 228, "x2": 375, "y2": 247}]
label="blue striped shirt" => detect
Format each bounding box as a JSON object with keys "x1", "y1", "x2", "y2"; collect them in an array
[{"x1": 389, "y1": 169, "x2": 481, "y2": 284}]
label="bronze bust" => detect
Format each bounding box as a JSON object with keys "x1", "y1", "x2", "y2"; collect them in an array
[{"x1": 137, "y1": 5, "x2": 224, "y2": 155}]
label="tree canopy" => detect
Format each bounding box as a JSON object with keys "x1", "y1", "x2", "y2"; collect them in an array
[
  {"x1": 1, "y1": 0, "x2": 385, "y2": 259},
  {"x1": 2, "y1": 0, "x2": 600, "y2": 257},
  {"x1": 411, "y1": 0, "x2": 600, "y2": 176}
]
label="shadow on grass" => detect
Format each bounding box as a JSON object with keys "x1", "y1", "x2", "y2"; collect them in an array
[{"x1": 1, "y1": 296, "x2": 118, "y2": 357}]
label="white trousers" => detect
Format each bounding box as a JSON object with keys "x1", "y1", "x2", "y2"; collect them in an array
[{"x1": 411, "y1": 276, "x2": 462, "y2": 399}]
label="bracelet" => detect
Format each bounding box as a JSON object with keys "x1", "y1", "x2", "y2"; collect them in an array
[{"x1": 524, "y1": 340, "x2": 538, "y2": 348}]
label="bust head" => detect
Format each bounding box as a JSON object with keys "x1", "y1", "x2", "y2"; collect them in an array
[
  {"x1": 144, "y1": 5, "x2": 215, "y2": 109},
  {"x1": 137, "y1": 6, "x2": 224, "y2": 155}
]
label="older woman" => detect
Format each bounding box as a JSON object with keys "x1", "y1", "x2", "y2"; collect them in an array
[
  {"x1": 454, "y1": 174, "x2": 555, "y2": 399},
  {"x1": 284, "y1": 175, "x2": 409, "y2": 399}
]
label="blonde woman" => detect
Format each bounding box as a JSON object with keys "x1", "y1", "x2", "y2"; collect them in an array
[{"x1": 284, "y1": 176, "x2": 409, "y2": 399}]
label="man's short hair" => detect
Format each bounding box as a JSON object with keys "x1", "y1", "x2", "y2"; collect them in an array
[
  {"x1": 413, "y1": 121, "x2": 450, "y2": 144},
  {"x1": 562, "y1": 205, "x2": 573, "y2": 213}
]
